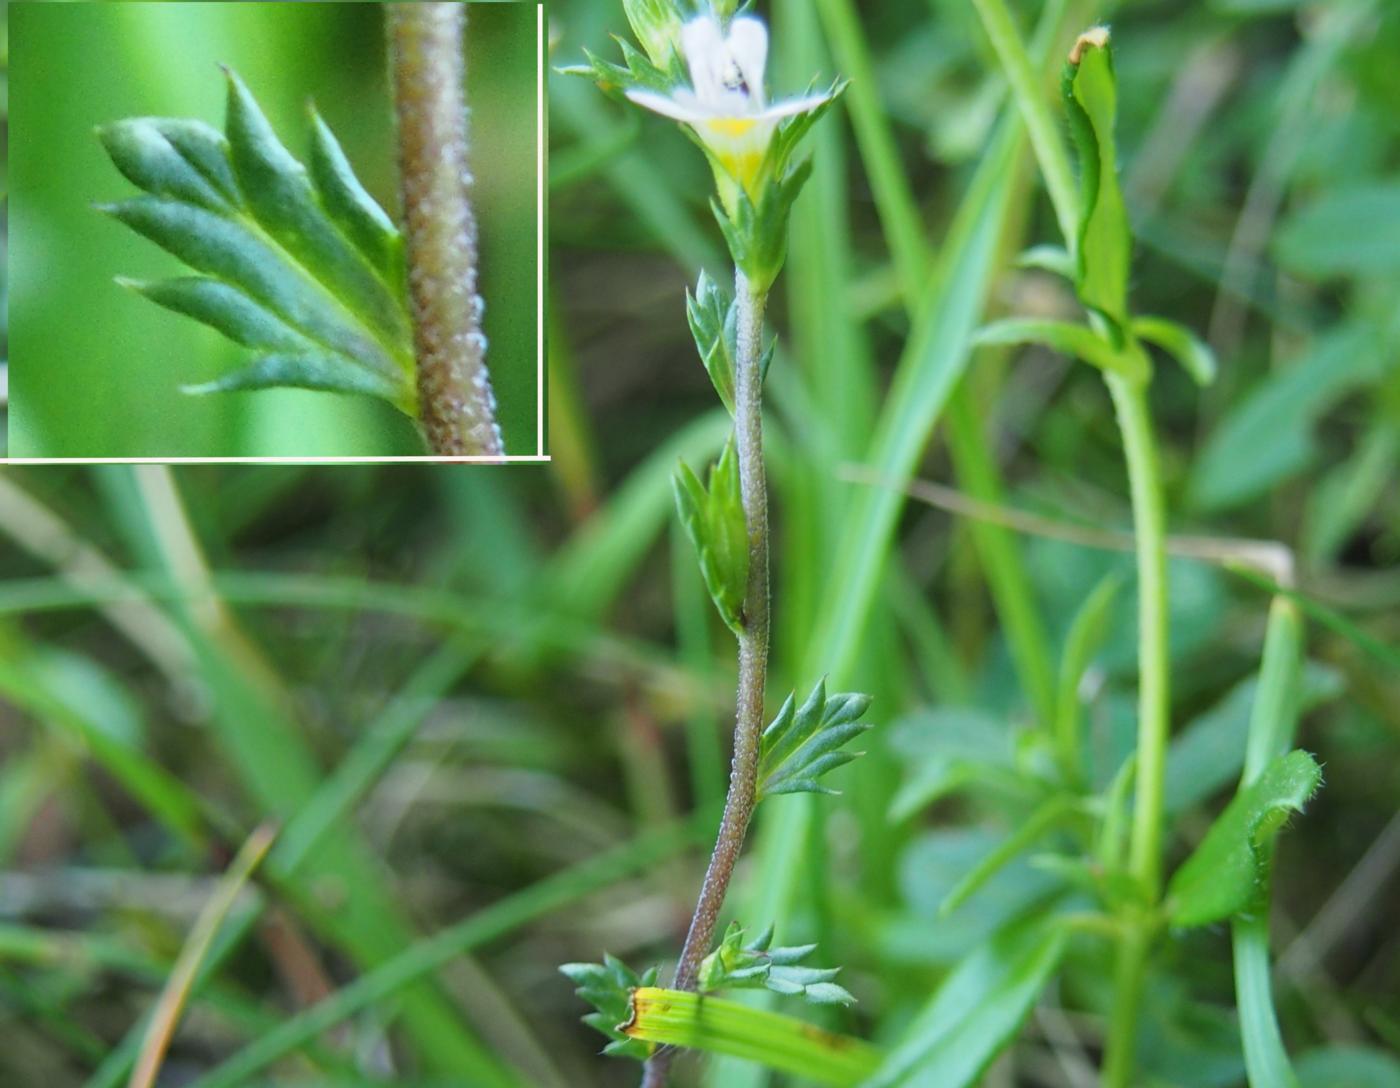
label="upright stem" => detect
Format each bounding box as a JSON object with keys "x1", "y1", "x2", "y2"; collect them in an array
[
  {"x1": 1101, "y1": 372, "x2": 1171, "y2": 1087},
  {"x1": 387, "y1": 2, "x2": 504, "y2": 457},
  {"x1": 643, "y1": 272, "x2": 771, "y2": 1088}
]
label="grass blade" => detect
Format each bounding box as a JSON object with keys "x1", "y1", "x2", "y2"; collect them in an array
[
  {"x1": 130, "y1": 823, "x2": 277, "y2": 1088},
  {"x1": 184, "y1": 813, "x2": 711, "y2": 1088}
]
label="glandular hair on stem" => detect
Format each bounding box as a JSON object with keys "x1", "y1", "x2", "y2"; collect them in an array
[{"x1": 387, "y1": 2, "x2": 504, "y2": 457}]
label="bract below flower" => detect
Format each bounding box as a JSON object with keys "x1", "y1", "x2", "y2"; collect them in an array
[{"x1": 625, "y1": 13, "x2": 830, "y2": 201}]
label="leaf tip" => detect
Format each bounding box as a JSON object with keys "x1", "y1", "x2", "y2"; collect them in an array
[{"x1": 1069, "y1": 25, "x2": 1112, "y2": 65}]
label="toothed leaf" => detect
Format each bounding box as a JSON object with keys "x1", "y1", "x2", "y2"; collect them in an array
[
  {"x1": 698, "y1": 922, "x2": 855, "y2": 1006},
  {"x1": 673, "y1": 437, "x2": 748, "y2": 636},
  {"x1": 758, "y1": 679, "x2": 873, "y2": 800},
  {"x1": 687, "y1": 270, "x2": 738, "y2": 415},
  {"x1": 1167, "y1": 750, "x2": 1322, "y2": 927},
  {"x1": 560, "y1": 955, "x2": 656, "y2": 1062},
  {"x1": 98, "y1": 69, "x2": 415, "y2": 413}
]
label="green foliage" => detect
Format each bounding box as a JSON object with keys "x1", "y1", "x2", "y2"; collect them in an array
[
  {"x1": 697, "y1": 921, "x2": 855, "y2": 1005},
  {"x1": 673, "y1": 437, "x2": 748, "y2": 636},
  {"x1": 559, "y1": 954, "x2": 659, "y2": 1062},
  {"x1": 1168, "y1": 750, "x2": 1323, "y2": 927},
  {"x1": 757, "y1": 678, "x2": 873, "y2": 798},
  {"x1": 97, "y1": 69, "x2": 415, "y2": 412}
]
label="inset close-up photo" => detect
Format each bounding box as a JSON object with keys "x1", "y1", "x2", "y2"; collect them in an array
[{"x1": 8, "y1": 1, "x2": 542, "y2": 460}]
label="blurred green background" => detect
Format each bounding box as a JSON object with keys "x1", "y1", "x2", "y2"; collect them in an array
[{"x1": 9, "y1": 1, "x2": 539, "y2": 458}]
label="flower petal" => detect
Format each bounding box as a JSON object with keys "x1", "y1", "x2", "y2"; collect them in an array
[
  {"x1": 680, "y1": 14, "x2": 728, "y2": 106},
  {"x1": 726, "y1": 17, "x2": 769, "y2": 107},
  {"x1": 759, "y1": 92, "x2": 833, "y2": 121},
  {"x1": 625, "y1": 88, "x2": 709, "y2": 123}
]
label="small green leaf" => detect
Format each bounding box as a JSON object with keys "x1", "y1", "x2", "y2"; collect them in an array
[
  {"x1": 307, "y1": 106, "x2": 405, "y2": 289},
  {"x1": 687, "y1": 270, "x2": 738, "y2": 415},
  {"x1": 973, "y1": 318, "x2": 1148, "y2": 382},
  {"x1": 1016, "y1": 244, "x2": 1075, "y2": 279},
  {"x1": 560, "y1": 954, "x2": 659, "y2": 1062},
  {"x1": 621, "y1": 0, "x2": 685, "y2": 70},
  {"x1": 1167, "y1": 750, "x2": 1323, "y2": 927},
  {"x1": 98, "y1": 69, "x2": 415, "y2": 413},
  {"x1": 758, "y1": 679, "x2": 873, "y2": 799},
  {"x1": 1063, "y1": 29, "x2": 1132, "y2": 335},
  {"x1": 698, "y1": 921, "x2": 854, "y2": 1006},
  {"x1": 1132, "y1": 315, "x2": 1218, "y2": 387},
  {"x1": 673, "y1": 437, "x2": 748, "y2": 635}
]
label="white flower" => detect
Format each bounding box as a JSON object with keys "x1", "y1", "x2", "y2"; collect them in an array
[{"x1": 625, "y1": 13, "x2": 830, "y2": 195}]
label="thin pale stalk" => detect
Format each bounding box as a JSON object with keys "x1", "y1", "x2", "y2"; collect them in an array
[
  {"x1": 644, "y1": 273, "x2": 771, "y2": 1088},
  {"x1": 129, "y1": 824, "x2": 277, "y2": 1088},
  {"x1": 388, "y1": 2, "x2": 503, "y2": 457},
  {"x1": 1102, "y1": 372, "x2": 1171, "y2": 1088}
]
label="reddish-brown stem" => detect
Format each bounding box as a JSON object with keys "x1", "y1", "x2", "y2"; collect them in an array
[{"x1": 387, "y1": 2, "x2": 503, "y2": 457}]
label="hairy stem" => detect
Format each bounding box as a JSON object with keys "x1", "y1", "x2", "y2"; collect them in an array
[
  {"x1": 387, "y1": 2, "x2": 503, "y2": 457},
  {"x1": 1101, "y1": 371, "x2": 1171, "y2": 1087},
  {"x1": 643, "y1": 272, "x2": 771, "y2": 1088}
]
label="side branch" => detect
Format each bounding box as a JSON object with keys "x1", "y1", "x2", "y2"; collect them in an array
[{"x1": 388, "y1": 2, "x2": 503, "y2": 457}]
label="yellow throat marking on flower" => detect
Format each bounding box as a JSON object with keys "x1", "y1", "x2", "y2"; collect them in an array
[{"x1": 707, "y1": 117, "x2": 759, "y2": 138}]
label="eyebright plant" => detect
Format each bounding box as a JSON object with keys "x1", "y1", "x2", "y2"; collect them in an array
[
  {"x1": 560, "y1": 3, "x2": 869, "y2": 1086},
  {"x1": 97, "y1": 69, "x2": 417, "y2": 413}
]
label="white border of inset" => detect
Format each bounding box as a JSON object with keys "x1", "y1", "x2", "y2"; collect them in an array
[{"x1": 4, "y1": 2, "x2": 549, "y2": 467}]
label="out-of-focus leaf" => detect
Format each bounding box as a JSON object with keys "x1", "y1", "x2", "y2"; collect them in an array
[
  {"x1": 1132, "y1": 315, "x2": 1218, "y2": 386},
  {"x1": 1164, "y1": 661, "x2": 1341, "y2": 814},
  {"x1": 97, "y1": 69, "x2": 414, "y2": 412},
  {"x1": 1274, "y1": 183, "x2": 1400, "y2": 278},
  {"x1": 973, "y1": 318, "x2": 1147, "y2": 382},
  {"x1": 1296, "y1": 1045, "x2": 1400, "y2": 1088},
  {"x1": 1063, "y1": 30, "x2": 1131, "y2": 335},
  {"x1": 887, "y1": 708, "x2": 1022, "y2": 820},
  {"x1": 1189, "y1": 325, "x2": 1388, "y2": 512},
  {"x1": 1302, "y1": 421, "x2": 1400, "y2": 564},
  {"x1": 866, "y1": 916, "x2": 1068, "y2": 1088},
  {"x1": 1167, "y1": 750, "x2": 1322, "y2": 927}
]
